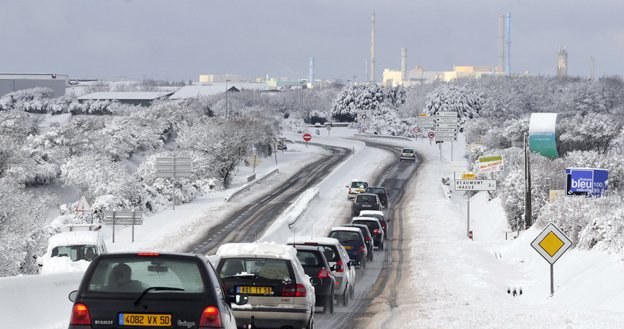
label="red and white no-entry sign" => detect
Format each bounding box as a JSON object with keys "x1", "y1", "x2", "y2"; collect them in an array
[
  {"x1": 303, "y1": 133, "x2": 312, "y2": 142},
  {"x1": 428, "y1": 131, "x2": 436, "y2": 139}
]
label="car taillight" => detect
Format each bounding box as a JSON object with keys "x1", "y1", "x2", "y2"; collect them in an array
[
  {"x1": 373, "y1": 229, "x2": 380, "y2": 234},
  {"x1": 365, "y1": 236, "x2": 372, "y2": 242},
  {"x1": 199, "y1": 305, "x2": 222, "y2": 328},
  {"x1": 335, "y1": 259, "x2": 344, "y2": 273},
  {"x1": 359, "y1": 245, "x2": 366, "y2": 252},
  {"x1": 348, "y1": 188, "x2": 353, "y2": 193},
  {"x1": 282, "y1": 283, "x2": 307, "y2": 297},
  {"x1": 70, "y1": 303, "x2": 91, "y2": 326},
  {"x1": 318, "y1": 268, "x2": 331, "y2": 279}
]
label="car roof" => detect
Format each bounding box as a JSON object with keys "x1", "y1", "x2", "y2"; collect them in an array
[
  {"x1": 352, "y1": 216, "x2": 381, "y2": 223},
  {"x1": 330, "y1": 227, "x2": 363, "y2": 234},
  {"x1": 356, "y1": 193, "x2": 378, "y2": 197},
  {"x1": 291, "y1": 244, "x2": 324, "y2": 252},
  {"x1": 359, "y1": 210, "x2": 384, "y2": 216},
  {"x1": 287, "y1": 236, "x2": 341, "y2": 245},
  {"x1": 216, "y1": 242, "x2": 297, "y2": 260},
  {"x1": 47, "y1": 231, "x2": 101, "y2": 248},
  {"x1": 339, "y1": 224, "x2": 371, "y2": 233},
  {"x1": 366, "y1": 186, "x2": 385, "y2": 190}
]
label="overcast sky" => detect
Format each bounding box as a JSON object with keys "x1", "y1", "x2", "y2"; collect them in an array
[{"x1": 2, "y1": 0, "x2": 623, "y2": 82}]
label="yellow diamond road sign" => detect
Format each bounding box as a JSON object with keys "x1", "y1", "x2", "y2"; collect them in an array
[{"x1": 531, "y1": 223, "x2": 572, "y2": 264}]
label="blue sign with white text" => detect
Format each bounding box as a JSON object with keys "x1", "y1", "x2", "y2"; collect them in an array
[{"x1": 566, "y1": 168, "x2": 608, "y2": 197}]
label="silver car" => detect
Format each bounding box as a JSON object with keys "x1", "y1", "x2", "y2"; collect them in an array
[
  {"x1": 288, "y1": 237, "x2": 357, "y2": 306},
  {"x1": 214, "y1": 243, "x2": 316, "y2": 329}
]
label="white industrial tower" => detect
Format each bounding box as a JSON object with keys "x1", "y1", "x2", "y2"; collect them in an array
[{"x1": 370, "y1": 13, "x2": 376, "y2": 82}]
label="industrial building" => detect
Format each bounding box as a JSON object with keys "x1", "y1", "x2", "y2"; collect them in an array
[
  {"x1": 557, "y1": 48, "x2": 568, "y2": 78},
  {"x1": 77, "y1": 91, "x2": 173, "y2": 106},
  {"x1": 0, "y1": 73, "x2": 67, "y2": 98}
]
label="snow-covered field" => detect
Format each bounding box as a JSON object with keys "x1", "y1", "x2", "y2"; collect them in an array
[{"x1": 1, "y1": 127, "x2": 624, "y2": 329}]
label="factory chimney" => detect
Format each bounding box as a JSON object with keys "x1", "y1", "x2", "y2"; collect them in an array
[
  {"x1": 308, "y1": 57, "x2": 315, "y2": 87},
  {"x1": 498, "y1": 15, "x2": 505, "y2": 73},
  {"x1": 370, "y1": 13, "x2": 376, "y2": 82},
  {"x1": 401, "y1": 48, "x2": 407, "y2": 83}
]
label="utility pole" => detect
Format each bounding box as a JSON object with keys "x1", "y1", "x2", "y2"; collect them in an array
[{"x1": 524, "y1": 132, "x2": 532, "y2": 230}]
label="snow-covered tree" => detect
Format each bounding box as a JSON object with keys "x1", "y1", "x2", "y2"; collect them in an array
[{"x1": 423, "y1": 84, "x2": 483, "y2": 132}]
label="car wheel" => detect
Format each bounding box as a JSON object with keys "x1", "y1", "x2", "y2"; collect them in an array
[
  {"x1": 379, "y1": 242, "x2": 384, "y2": 250},
  {"x1": 306, "y1": 313, "x2": 314, "y2": 329},
  {"x1": 361, "y1": 258, "x2": 366, "y2": 269},
  {"x1": 327, "y1": 291, "x2": 334, "y2": 314},
  {"x1": 349, "y1": 284, "x2": 355, "y2": 298},
  {"x1": 342, "y1": 285, "x2": 349, "y2": 306},
  {"x1": 368, "y1": 251, "x2": 373, "y2": 261}
]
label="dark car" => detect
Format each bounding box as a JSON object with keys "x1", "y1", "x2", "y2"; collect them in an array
[
  {"x1": 351, "y1": 193, "x2": 381, "y2": 217},
  {"x1": 292, "y1": 245, "x2": 336, "y2": 314},
  {"x1": 337, "y1": 224, "x2": 375, "y2": 261},
  {"x1": 352, "y1": 217, "x2": 385, "y2": 250},
  {"x1": 359, "y1": 210, "x2": 389, "y2": 240},
  {"x1": 365, "y1": 186, "x2": 389, "y2": 209},
  {"x1": 67, "y1": 252, "x2": 238, "y2": 329},
  {"x1": 328, "y1": 227, "x2": 368, "y2": 269}
]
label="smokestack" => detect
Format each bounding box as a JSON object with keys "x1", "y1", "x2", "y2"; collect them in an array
[
  {"x1": 370, "y1": 13, "x2": 376, "y2": 82},
  {"x1": 505, "y1": 12, "x2": 511, "y2": 75},
  {"x1": 308, "y1": 57, "x2": 315, "y2": 87},
  {"x1": 401, "y1": 48, "x2": 407, "y2": 82},
  {"x1": 498, "y1": 15, "x2": 505, "y2": 73}
]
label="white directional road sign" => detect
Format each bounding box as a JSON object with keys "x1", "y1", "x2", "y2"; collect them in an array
[
  {"x1": 437, "y1": 111, "x2": 457, "y2": 116},
  {"x1": 103, "y1": 210, "x2": 144, "y2": 225},
  {"x1": 454, "y1": 179, "x2": 497, "y2": 191},
  {"x1": 156, "y1": 156, "x2": 192, "y2": 178},
  {"x1": 436, "y1": 116, "x2": 459, "y2": 123}
]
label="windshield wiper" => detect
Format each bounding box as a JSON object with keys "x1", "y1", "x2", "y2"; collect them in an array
[{"x1": 134, "y1": 286, "x2": 184, "y2": 305}]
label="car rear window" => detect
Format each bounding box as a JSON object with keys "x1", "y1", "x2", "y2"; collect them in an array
[
  {"x1": 296, "y1": 250, "x2": 321, "y2": 267},
  {"x1": 366, "y1": 188, "x2": 384, "y2": 194},
  {"x1": 319, "y1": 245, "x2": 339, "y2": 262},
  {"x1": 86, "y1": 257, "x2": 205, "y2": 293},
  {"x1": 402, "y1": 149, "x2": 414, "y2": 153},
  {"x1": 356, "y1": 195, "x2": 377, "y2": 203},
  {"x1": 353, "y1": 220, "x2": 380, "y2": 231},
  {"x1": 218, "y1": 258, "x2": 293, "y2": 281},
  {"x1": 329, "y1": 231, "x2": 361, "y2": 244},
  {"x1": 351, "y1": 181, "x2": 367, "y2": 188}
]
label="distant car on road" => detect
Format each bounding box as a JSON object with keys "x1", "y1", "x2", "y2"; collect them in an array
[
  {"x1": 359, "y1": 210, "x2": 389, "y2": 239},
  {"x1": 351, "y1": 192, "x2": 381, "y2": 217},
  {"x1": 399, "y1": 147, "x2": 416, "y2": 162},
  {"x1": 352, "y1": 216, "x2": 385, "y2": 250},
  {"x1": 67, "y1": 252, "x2": 238, "y2": 329},
  {"x1": 346, "y1": 179, "x2": 369, "y2": 201},
  {"x1": 38, "y1": 224, "x2": 107, "y2": 274},
  {"x1": 292, "y1": 244, "x2": 336, "y2": 314},
  {"x1": 287, "y1": 237, "x2": 356, "y2": 307},
  {"x1": 328, "y1": 227, "x2": 368, "y2": 269},
  {"x1": 365, "y1": 186, "x2": 389, "y2": 209},
  {"x1": 337, "y1": 224, "x2": 375, "y2": 261}
]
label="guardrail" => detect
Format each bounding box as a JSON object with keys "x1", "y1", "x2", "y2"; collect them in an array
[
  {"x1": 225, "y1": 168, "x2": 279, "y2": 202},
  {"x1": 353, "y1": 133, "x2": 413, "y2": 141}
]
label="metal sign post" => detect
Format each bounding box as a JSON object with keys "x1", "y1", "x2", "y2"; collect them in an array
[
  {"x1": 104, "y1": 210, "x2": 144, "y2": 243},
  {"x1": 156, "y1": 153, "x2": 192, "y2": 210},
  {"x1": 455, "y1": 179, "x2": 497, "y2": 239}
]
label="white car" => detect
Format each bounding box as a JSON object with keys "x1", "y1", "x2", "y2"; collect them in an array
[
  {"x1": 213, "y1": 242, "x2": 316, "y2": 329},
  {"x1": 37, "y1": 224, "x2": 107, "y2": 274},
  {"x1": 287, "y1": 236, "x2": 357, "y2": 306}
]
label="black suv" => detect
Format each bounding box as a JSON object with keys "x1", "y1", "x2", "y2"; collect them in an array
[
  {"x1": 67, "y1": 252, "x2": 238, "y2": 329},
  {"x1": 293, "y1": 245, "x2": 336, "y2": 314},
  {"x1": 338, "y1": 224, "x2": 375, "y2": 261},
  {"x1": 365, "y1": 186, "x2": 389, "y2": 209},
  {"x1": 351, "y1": 193, "x2": 381, "y2": 217}
]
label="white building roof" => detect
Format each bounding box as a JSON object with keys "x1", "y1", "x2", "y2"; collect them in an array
[
  {"x1": 77, "y1": 91, "x2": 173, "y2": 101},
  {"x1": 169, "y1": 82, "x2": 270, "y2": 99}
]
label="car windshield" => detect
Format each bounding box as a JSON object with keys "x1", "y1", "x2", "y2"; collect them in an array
[
  {"x1": 51, "y1": 245, "x2": 97, "y2": 261},
  {"x1": 86, "y1": 257, "x2": 205, "y2": 293},
  {"x1": 218, "y1": 258, "x2": 292, "y2": 281}
]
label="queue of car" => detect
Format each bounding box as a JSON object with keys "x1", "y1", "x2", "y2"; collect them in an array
[{"x1": 63, "y1": 179, "x2": 389, "y2": 329}]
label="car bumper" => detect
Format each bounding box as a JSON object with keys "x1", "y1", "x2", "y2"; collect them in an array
[{"x1": 233, "y1": 307, "x2": 311, "y2": 328}]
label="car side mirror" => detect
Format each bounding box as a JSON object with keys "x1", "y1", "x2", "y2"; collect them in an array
[
  {"x1": 68, "y1": 290, "x2": 77, "y2": 302},
  {"x1": 331, "y1": 264, "x2": 340, "y2": 271},
  {"x1": 310, "y1": 278, "x2": 321, "y2": 287},
  {"x1": 348, "y1": 260, "x2": 357, "y2": 267}
]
